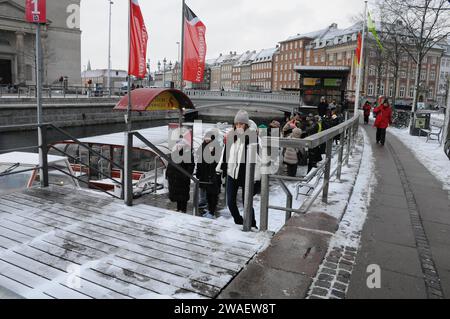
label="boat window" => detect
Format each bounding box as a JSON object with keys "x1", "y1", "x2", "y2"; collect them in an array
[{"x1": 0, "y1": 171, "x2": 33, "y2": 194}]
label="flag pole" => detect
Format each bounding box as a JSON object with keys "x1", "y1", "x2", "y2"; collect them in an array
[
  {"x1": 179, "y1": 0, "x2": 186, "y2": 136},
  {"x1": 127, "y1": 0, "x2": 132, "y2": 132},
  {"x1": 354, "y1": 0, "x2": 368, "y2": 117}
]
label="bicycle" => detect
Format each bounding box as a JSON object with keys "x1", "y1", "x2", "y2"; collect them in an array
[{"x1": 391, "y1": 110, "x2": 411, "y2": 129}]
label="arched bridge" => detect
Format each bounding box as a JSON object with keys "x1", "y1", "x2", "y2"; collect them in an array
[{"x1": 184, "y1": 90, "x2": 305, "y2": 120}]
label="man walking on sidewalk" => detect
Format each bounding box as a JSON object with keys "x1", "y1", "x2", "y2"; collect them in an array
[{"x1": 373, "y1": 97, "x2": 393, "y2": 146}]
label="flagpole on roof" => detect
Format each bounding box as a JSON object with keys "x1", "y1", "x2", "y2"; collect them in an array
[
  {"x1": 354, "y1": 0, "x2": 368, "y2": 117},
  {"x1": 127, "y1": 0, "x2": 132, "y2": 132}
]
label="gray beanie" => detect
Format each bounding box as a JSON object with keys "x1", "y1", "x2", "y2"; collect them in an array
[
  {"x1": 234, "y1": 110, "x2": 250, "y2": 125},
  {"x1": 292, "y1": 128, "x2": 302, "y2": 138}
]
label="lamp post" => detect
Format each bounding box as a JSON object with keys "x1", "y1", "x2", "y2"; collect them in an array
[
  {"x1": 163, "y1": 57, "x2": 167, "y2": 88},
  {"x1": 147, "y1": 58, "x2": 151, "y2": 86},
  {"x1": 107, "y1": 0, "x2": 113, "y2": 97},
  {"x1": 157, "y1": 60, "x2": 161, "y2": 87}
]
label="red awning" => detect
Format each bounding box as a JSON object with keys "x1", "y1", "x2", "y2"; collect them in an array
[{"x1": 114, "y1": 88, "x2": 195, "y2": 111}]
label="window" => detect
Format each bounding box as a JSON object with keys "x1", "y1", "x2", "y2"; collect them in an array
[
  {"x1": 389, "y1": 86, "x2": 394, "y2": 97},
  {"x1": 368, "y1": 83, "x2": 374, "y2": 96},
  {"x1": 400, "y1": 70, "x2": 407, "y2": 78},
  {"x1": 409, "y1": 87, "x2": 415, "y2": 98},
  {"x1": 369, "y1": 66, "x2": 376, "y2": 76},
  {"x1": 427, "y1": 88, "x2": 433, "y2": 99},
  {"x1": 411, "y1": 69, "x2": 416, "y2": 79},
  {"x1": 420, "y1": 71, "x2": 426, "y2": 81},
  {"x1": 321, "y1": 55, "x2": 325, "y2": 63},
  {"x1": 430, "y1": 71, "x2": 435, "y2": 81},
  {"x1": 380, "y1": 84, "x2": 385, "y2": 95},
  {"x1": 314, "y1": 56, "x2": 318, "y2": 63},
  {"x1": 329, "y1": 54, "x2": 334, "y2": 62},
  {"x1": 399, "y1": 86, "x2": 406, "y2": 98}
]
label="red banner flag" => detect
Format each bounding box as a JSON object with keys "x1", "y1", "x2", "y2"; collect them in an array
[
  {"x1": 129, "y1": 0, "x2": 148, "y2": 78},
  {"x1": 183, "y1": 4, "x2": 207, "y2": 83},
  {"x1": 355, "y1": 32, "x2": 362, "y2": 66}
]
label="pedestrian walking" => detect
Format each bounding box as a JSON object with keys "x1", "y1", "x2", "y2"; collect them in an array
[
  {"x1": 216, "y1": 110, "x2": 259, "y2": 228},
  {"x1": 166, "y1": 139, "x2": 195, "y2": 213},
  {"x1": 363, "y1": 101, "x2": 372, "y2": 124},
  {"x1": 373, "y1": 98, "x2": 393, "y2": 146},
  {"x1": 196, "y1": 129, "x2": 223, "y2": 219}
]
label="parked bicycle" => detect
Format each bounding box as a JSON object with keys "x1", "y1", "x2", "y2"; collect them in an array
[{"x1": 391, "y1": 110, "x2": 411, "y2": 129}]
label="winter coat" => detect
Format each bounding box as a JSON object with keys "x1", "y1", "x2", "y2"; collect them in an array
[
  {"x1": 374, "y1": 104, "x2": 393, "y2": 129},
  {"x1": 283, "y1": 129, "x2": 302, "y2": 165},
  {"x1": 196, "y1": 142, "x2": 223, "y2": 195},
  {"x1": 166, "y1": 151, "x2": 195, "y2": 203},
  {"x1": 318, "y1": 102, "x2": 329, "y2": 117},
  {"x1": 363, "y1": 103, "x2": 372, "y2": 116},
  {"x1": 216, "y1": 129, "x2": 262, "y2": 184}
]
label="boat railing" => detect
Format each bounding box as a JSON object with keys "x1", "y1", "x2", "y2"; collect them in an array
[
  {"x1": 0, "y1": 123, "x2": 124, "y2": 200},
  {"x1": 124, "y1": 131, "x2": 201, "y2": 216}
]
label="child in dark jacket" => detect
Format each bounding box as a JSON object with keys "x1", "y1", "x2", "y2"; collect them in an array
[
  {"x1": 166, "y1": 139, "x2": 195, "y2": 213},
  {"x1": 196, "y1": 130, "x2": 223, "y2": 219}
]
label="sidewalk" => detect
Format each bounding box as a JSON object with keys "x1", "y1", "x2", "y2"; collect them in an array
[{"x1": 347, "y1": 125, "x2": 450, "y2": 299}]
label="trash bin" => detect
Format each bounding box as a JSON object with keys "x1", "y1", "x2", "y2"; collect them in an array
[{"x1": 410, "y1": 111, "x2": 431, "y2": 136}]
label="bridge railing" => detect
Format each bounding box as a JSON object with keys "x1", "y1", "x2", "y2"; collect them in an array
[
  {"x1": 242, "y1": 114, "x2": 360, "y2": 232},
  {"x1": 185, "y1": 90, "x2": 300, "y2": 103}
]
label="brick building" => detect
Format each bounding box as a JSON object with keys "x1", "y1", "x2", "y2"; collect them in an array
[{"x1": 250, "y1": 47, "x2": 277, "y2": 92}]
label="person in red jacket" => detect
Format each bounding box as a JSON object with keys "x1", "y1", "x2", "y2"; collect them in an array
[
  {"x1": 373, "y1": 97, "x2": 393, "y2": 146},
  {"x1": 362, "y1": 101, "x2": 372, "y2": 124}
]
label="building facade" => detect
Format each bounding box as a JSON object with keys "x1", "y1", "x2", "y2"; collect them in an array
[
  {"x1": 0, "y1": 0, "x2": 81, "y2": 87},
  {"x1": 437, "y1": 39, "x2": 450, "y2": 107},
  {"x1": 250, "y1": 47, "x2": 277, "y2": 92}
]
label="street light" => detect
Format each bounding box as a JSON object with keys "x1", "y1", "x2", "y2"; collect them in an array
[{"x1": 107, "y1": 0, "x2": 113, "y2": 97}]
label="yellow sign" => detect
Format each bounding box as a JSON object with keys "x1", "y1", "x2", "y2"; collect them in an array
[
  {"x1": 303, "y1": 78, "x2": 321, "y2": 86},
  {"x1": 146, "y1": 92, "x2": 180, "y2": 111}
]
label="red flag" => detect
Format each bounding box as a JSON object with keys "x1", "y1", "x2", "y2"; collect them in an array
[
  {"x1": 129, "y1": 0, "x2": 148, "y2": 78},
  {"x1": 355, "y1": 32, "x2": 362, "y2": 66},
  {"x1": 183, "y1": 4, "x2": 207, "y2": 83}
]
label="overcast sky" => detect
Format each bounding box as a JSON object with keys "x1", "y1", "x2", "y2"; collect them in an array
[{"x1": 80, "y1": 0, "x2": 371, "y2": 72}]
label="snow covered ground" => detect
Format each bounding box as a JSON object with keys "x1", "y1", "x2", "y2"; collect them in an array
[{"x1": 389, "y1": 124, "x2": 450, "y2": 191}]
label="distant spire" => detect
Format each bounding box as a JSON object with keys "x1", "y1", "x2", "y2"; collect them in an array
[{"x1": 87, "y1": 60, "x2": 92, "y2": 71}]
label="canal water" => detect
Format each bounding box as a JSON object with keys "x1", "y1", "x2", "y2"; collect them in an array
[{"x1": 0, "y1": 113, "x2": 285, "y2": 154}]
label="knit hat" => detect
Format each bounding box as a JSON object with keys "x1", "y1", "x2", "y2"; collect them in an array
[
  {"x1": 234, "y1": 110, "x2": 250, "y2": 125},
  {"x1": 292, "y1": 128, "x2": 302, "y2": 138}
]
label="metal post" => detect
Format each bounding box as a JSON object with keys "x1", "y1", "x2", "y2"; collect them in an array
[
  {"x1": 345, "y1": 126, "x2": 352, "y2": 166},
  {"x1": 180, "y1": 0, "x2": 186, "y2": 91},
  {"x1": 279, "y1": 180, "x2": 293, "y2": 223},
  {"x1": 124, "y1": 132, "x2": 133, "y2": 206},
  {"x1": 354, "y1": 1, "x2": 368, "y2": 116},
  {"x1": 154, "y1": 157, "x2": 158, "y2": 194},
  {"x1": 337, "y1": 132, "x2": 345, "y2": 181},
  {"x1": 259, "y1": 163, "x2": 269, "y2": 231},
  {"x1": 322, "y1": 139, "x2": 333, "y2": 203},
  {"x1": 36, "y1": 23, "x2": 48, "y2": 188},
  {"x1": 107, "y1": 0, "x2": 113, "y2": 97},
  {"x1": 243, "y1": 144, "x2": 257, "y2": 232}
]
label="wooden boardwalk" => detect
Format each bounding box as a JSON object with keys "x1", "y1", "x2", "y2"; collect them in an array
[{"x1": 0, "y1": 186, "x2": 270, "y2": 299}]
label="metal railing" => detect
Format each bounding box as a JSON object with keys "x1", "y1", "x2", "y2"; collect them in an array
[
  {"x1": 123, "y1": 131, "x2": 201, "y2": 216},
  {"x1": 243, "y1": 114, "x2": 360, "y2": 232},
  {"x1": 184, "y1": 89, "x2": 300, "y2": 103},
  {"x1": 0, "y1": 85, "x2": 127, "y2": 99}
]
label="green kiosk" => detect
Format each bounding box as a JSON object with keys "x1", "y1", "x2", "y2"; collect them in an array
[{"x1": 294, "y1": 66, "x2": 351, "y2": 115}]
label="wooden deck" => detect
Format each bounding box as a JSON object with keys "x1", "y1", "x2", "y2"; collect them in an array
[{"x1": 0, "y1": 186, "x2": 270, "y2": 299}]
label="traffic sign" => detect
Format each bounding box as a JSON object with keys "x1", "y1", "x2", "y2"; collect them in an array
[{"x1": 25, "y1": 0, "x2": 47, "y2": 24}]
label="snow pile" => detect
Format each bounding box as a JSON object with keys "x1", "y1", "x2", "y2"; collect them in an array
[{"x1": 389, "y1": 127, "x2": 450, "y2": 191}]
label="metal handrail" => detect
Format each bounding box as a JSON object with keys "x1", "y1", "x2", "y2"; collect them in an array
[
  {"x1": 258, "y1": 114, "x2": 360, "y2": 231},
  {"x1": 127, "y1": 131, "x2": 200, "y2": 216}
]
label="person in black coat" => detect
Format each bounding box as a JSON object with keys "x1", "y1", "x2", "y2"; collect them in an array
[
  {"x1": 318, "y1": 96, "x2": 329, "y2": 118},
  {"x1": 196, "y1": 130, "x2": 223, "y2": 218},
  {"x1": 166, "y1": 140, "x2": 195, "y2": 213}
]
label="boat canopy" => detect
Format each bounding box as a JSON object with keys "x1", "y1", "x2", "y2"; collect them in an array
[{"x1": 114, "y1": 88, "x2": 195, "y2": 112}]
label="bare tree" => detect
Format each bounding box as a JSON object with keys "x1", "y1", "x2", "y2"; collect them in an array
[{"x1": 381, "y1": 0, "x2": 450, "y2": 133}]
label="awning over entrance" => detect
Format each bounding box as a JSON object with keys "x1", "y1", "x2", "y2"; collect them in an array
[
  {"x1": 114, "y1": 88, "x2": 195, "y2": 112},
  {"x1": 294, "y1": 66, "x2": 351, "y2": 78}
]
